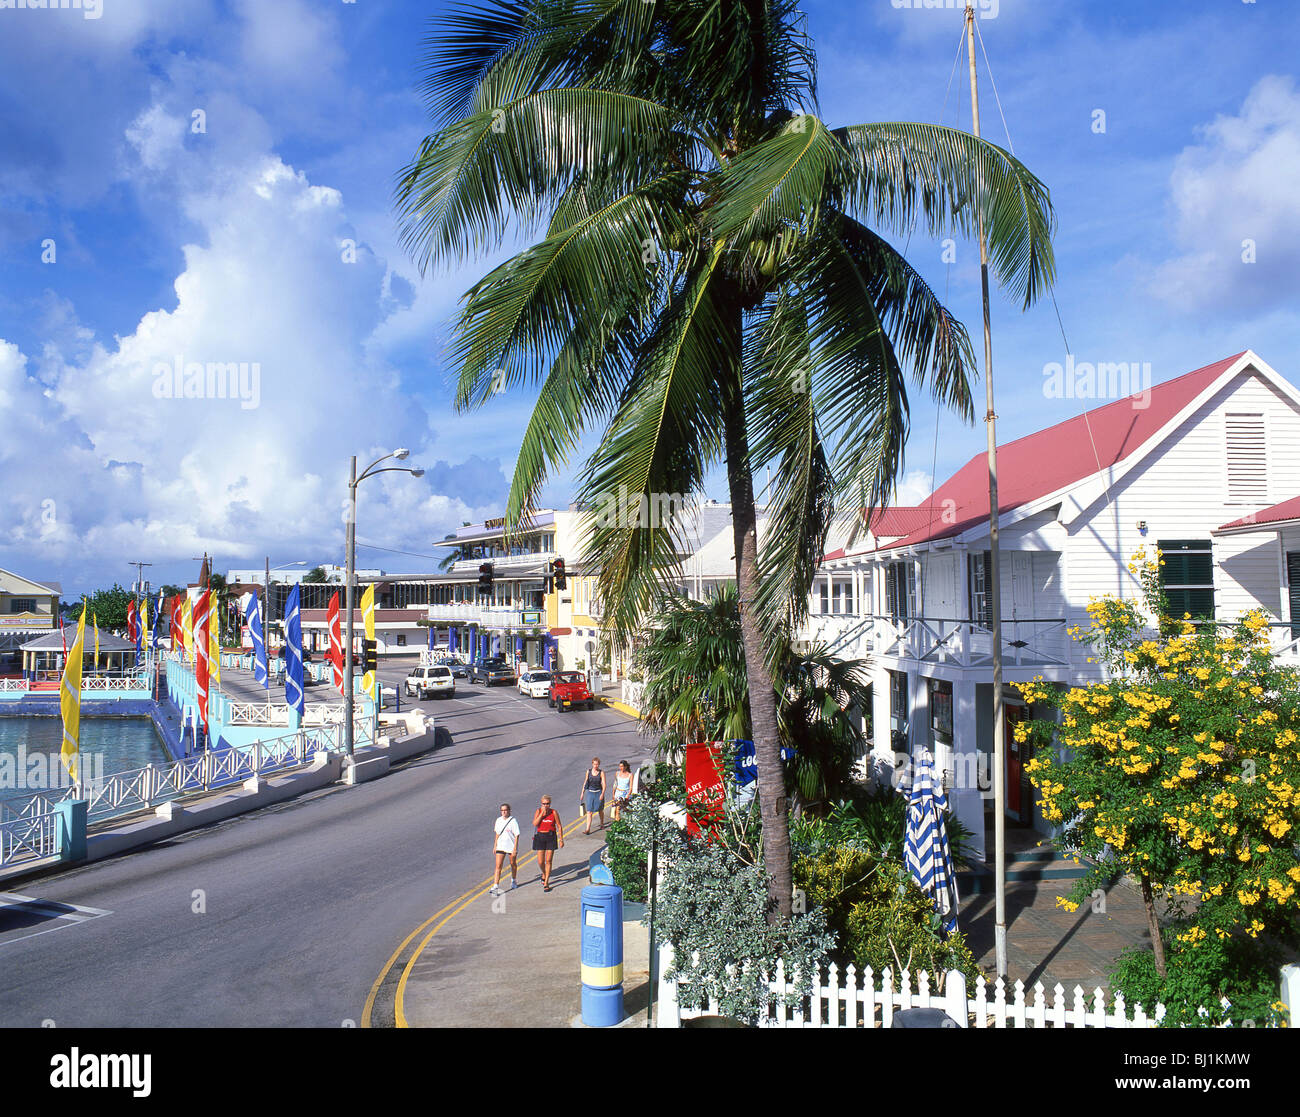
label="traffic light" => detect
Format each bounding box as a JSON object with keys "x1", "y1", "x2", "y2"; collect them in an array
[
  {"x1": 478, "y1": 562, "x2": 494, "y2": 594},
  {"x1": 552, "y1": 557, "x2": 566, "y2": 590},
  {"x1": 362, "y1": 639, "x2": 378, "y2": 673}
]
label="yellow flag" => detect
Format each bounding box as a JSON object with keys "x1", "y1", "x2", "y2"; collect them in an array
[
  {"x1": 182, "y1": 596, "x2": 193, "y2": 660},
  {"x1": 60, "y1": 609, "x2": 87, "y2": 786},
  {"x1": 93, "y1": 613, "x2": 100, "y2": 671},
  {"x1": 210, "y1": 615, "x2": 221, "y2": 686},
  {"x1": 361, "y1": 583, "x2": 376, "y2": 701}
]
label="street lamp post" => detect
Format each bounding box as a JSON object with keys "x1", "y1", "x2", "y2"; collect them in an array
[{"x1": 344, "y1": 449, "x2": 425, "y2": 759}]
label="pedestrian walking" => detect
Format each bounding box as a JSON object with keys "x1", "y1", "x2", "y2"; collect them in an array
[
  {"x1": 532, "y1": 795, "x2": 563, "y2": 892},
  {"x1": 611, "y1": 760, "x2": 633, "y2": 822},
  {"x1": 579, "y1": 757, "x2": 606, "y2": 834},
  {"x1": 490, "y1": 803, "x2": 520, "y2": 895}
]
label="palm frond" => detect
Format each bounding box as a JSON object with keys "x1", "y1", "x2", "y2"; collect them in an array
[
  {"x1": 709, "y1": 114, "x2": 844, "y2": 249},
  {"x1": 450, "y1": 176, "x2": 687, "y2": 406},
  {"x1": 577, "y1": 241, "x2": 735, "y2": 644},
  {"x1": 744, "y1": 286, "x2": 835, "y2": 644},
  {"x1": 395, "y1": 88, "x2": 684, "y2": 273},
  {"x1": 836, "y1": 122, "x2": 1056, "y2": 308}
]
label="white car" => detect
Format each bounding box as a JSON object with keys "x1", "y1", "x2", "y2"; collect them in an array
[
  {"x1": 517, "y1": 669, "x2": 552, "y2": 699},
  {"x1": 405, "y1": 664, "x2": 456, "y2": 699}
]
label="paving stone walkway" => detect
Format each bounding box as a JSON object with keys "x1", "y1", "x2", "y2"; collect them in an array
[{"x1": 958, "y1": 874, "x2": 1154, "y2": 992}]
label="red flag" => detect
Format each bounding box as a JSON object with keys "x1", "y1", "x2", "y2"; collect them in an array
[
  {"x1": 170, "y1": 595, "x2": 182, "y2": 649},
  {"x1": 126, "y1": 599, "x2": 139, "y2": 644},
  {"x1": 194, "y1": 591, "x2": 210, "y2": 734},
  {"x1": 327, "y1": 591, "x2": 344, "y2": 695},
  {"x1": 683, "y1": 742, "x2": 727, "y2": 838}
]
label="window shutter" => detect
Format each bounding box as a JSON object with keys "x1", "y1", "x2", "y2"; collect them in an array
[{"x1": 1226, "y1": 413, "x2": 1267, "y2": 503}]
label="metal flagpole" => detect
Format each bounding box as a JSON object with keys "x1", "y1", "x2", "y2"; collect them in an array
[
  {"x1": 966, "y1": 1, "x2": 1008, "y2": 981},
  {"x1": 345, "y1": 456, "x2": 357, "y2": 758}
]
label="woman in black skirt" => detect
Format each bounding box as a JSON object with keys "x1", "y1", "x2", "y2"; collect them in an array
[{"x1": 531, "y1": 795, "x2": 564, "y2": 891}]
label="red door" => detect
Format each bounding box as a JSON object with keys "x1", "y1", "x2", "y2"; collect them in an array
[{"x1": 1005, "y1": 704, "x2": 1028, "y2": 820}]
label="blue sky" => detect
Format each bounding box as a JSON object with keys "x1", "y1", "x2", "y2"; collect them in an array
[{"x1": 1, "y1": 0, "x2": 1297, "y2": 597}]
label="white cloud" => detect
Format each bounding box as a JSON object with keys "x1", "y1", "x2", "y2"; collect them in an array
[
  {"x1": 893, "y1": 469, "x2": 934, "y2": 506},
  {"x1": 0, "y1": 80, "x2": 506, "y2": 588},
  {"x1": 1151, "y1": 75, "x2": 1300, "y2": 314}
]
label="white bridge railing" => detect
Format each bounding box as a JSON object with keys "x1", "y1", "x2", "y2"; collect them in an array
[
  {"x1": 82, "y1": 675, "x2": 151, "y2": 691},
  {"x1": 0, "y1": 674, "x2": 151, "y2": 694},
  {"x1": 0, "y1": 811, "x2": 60, "y2": 866},
  {"x1": 0, "y1": 722, "x2": 344, "y2": 839},
  {"x1": 222, "y1": 701, "x2": 365, "y2": 726}
]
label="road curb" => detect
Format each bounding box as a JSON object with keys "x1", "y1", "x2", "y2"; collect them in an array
[{"x1": 599, "y1": 697, "x2": 641, "y2": 720}]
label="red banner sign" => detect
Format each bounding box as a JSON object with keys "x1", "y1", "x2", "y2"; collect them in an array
[{"x1": 683, "y1": 742, "x2": 726, "y2": 837}]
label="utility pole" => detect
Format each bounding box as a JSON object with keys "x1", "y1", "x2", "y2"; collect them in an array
[
  {"x1": 967, "y1": 0, "x2": 1008, "y2": 982},
  {"x1": 264, "y1": 556, "x2": 272, "y2": 627},
  {"x1": 128, "y1": 560, "x2": 153, "y2": 596}
]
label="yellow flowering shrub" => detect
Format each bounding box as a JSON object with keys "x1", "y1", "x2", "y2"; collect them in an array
[{"x1": 1018, "y1": 547, "x2": 1300, "y2": 1025}]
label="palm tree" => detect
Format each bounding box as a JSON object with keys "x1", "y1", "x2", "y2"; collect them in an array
[{"x1": 396, "y1": 0, "x2": 1055, "y2": 917}]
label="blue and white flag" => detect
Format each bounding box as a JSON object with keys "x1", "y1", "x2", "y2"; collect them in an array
[
  {"x1": 151, "y1": 590, "x2": 165, "y2": 650},
  {"x1": 904, "y1": 748, "x2": 959, "y2": 935},
  {"x1": 448, "y1": 626, "x2": 458, "y2": 654},
  {"x1": 284, "y1": 584, "x2": 304, "y2": 717},
  {"x1": 246, "y1": 593, "x2": 269, "y2": 690}
]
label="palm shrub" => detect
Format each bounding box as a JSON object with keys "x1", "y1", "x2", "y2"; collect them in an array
[
  {"x1": 397, "y1": 0, "x2": 1056, "y2": 916},
  {"x1": 634, "y1": 585, "x2": 871, "y2": 812}
]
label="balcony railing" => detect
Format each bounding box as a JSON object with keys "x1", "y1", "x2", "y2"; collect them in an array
[
  {"x1": 425, "y1": 605, "x2": 546, "y2": 628},
  {"x1": 449, "y1": 551, "x2": 555, "y2": 574},
  {"x1": 797, "y1": 613, "x2": 1072, "y2": 669}
]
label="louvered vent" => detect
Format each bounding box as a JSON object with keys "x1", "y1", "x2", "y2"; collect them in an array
[{"x1": 1226, "y1": 413, "x2": 1267, "y2": 503}]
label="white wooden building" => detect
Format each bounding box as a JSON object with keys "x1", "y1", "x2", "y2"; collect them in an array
[{"x1": 796, "y1": 350, "x2": 1300, "y2": 862}]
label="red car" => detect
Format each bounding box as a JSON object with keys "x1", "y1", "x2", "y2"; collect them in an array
[{"x1": 548, "y1": 670, "x2": 594, "y2": 712}]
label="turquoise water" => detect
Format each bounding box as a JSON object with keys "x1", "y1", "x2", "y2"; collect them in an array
[{"x1": 0, "y1": 717, "x2": 170, "y2": 797}]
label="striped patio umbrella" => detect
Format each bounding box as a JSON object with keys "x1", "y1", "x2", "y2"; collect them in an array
[{"x1": 904, "y1": 748, "x2": 959, "y2": 935}]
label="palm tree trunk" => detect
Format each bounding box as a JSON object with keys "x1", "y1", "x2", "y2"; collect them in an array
[{"x1": 719, "y1": 359, "x2": 793, "y2": 922}]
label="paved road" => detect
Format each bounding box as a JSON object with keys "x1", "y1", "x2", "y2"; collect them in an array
[{"x1": 0, "y1": 658, "x2": 651, "y2": 1027}]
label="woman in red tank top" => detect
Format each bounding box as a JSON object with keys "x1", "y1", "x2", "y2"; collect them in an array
[{"x1": 531, "y1": 795, "x2": 564, "y2": 891}]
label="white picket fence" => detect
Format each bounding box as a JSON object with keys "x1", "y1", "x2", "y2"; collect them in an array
[
  {"x1": 657, "y1": 949, "x2": 1178, "y2": 1028},
  {"x1": 658, "y1": 950, "x2": 1300, "y2": 1028}
]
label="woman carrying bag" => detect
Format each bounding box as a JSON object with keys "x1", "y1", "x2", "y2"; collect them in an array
[{"x1": 579, "y1": 757, "x2": 606, "y2": 835}]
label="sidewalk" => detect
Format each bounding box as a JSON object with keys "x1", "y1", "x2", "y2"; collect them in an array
[
  {"x1": 958, "y1": 875, "x2": 1154, "y2": 992},
  {"x1": 398, "y1": 824, "x2": 652, "y2": 1029}
]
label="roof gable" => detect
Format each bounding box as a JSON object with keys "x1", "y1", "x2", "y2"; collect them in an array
[
  {"x1": 0, "y1": 568, "x2": 61, "y2": 597},
  {"x1": 875, "y1": 352, "x2": 1274, "y2": 551}
]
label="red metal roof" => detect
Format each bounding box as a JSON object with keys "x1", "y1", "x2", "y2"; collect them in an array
[
  {"x1": 873, "y1": 353, "x2": 1248, "y2": 552},
  {"x1": 864, "y1": 507, "x2": 936, "y2": 537},
  {"x1": 1219, "y1": 494, "x2": 1300, "y2": 533}
]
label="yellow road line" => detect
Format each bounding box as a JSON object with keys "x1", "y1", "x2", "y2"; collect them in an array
[
  {"x1": 390, "y1": 816, "x2": 586, "y2": 1029},
  {"x1": 361, "y1": 882, "x2": 486, "y2": 1028},
  {"x1": 362, "y1": 815, "x2": 584, "y2": 1028}
]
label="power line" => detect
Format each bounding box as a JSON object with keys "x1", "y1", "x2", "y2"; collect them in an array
[{"x1": 354, "y1": 540, "x2": 451, "y2": 562}]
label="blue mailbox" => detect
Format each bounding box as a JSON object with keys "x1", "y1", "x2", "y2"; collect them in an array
[{"x1": 580, "y1": 884, "x2": 624, "y2": 1027}]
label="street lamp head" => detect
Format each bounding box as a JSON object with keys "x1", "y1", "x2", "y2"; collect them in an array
[
  {"x1": 410, "y1": 468, "x2": 425, "y2": 478},
  {"x1": 393, "y1": 448, "x2": 410, "y2": 461}
]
